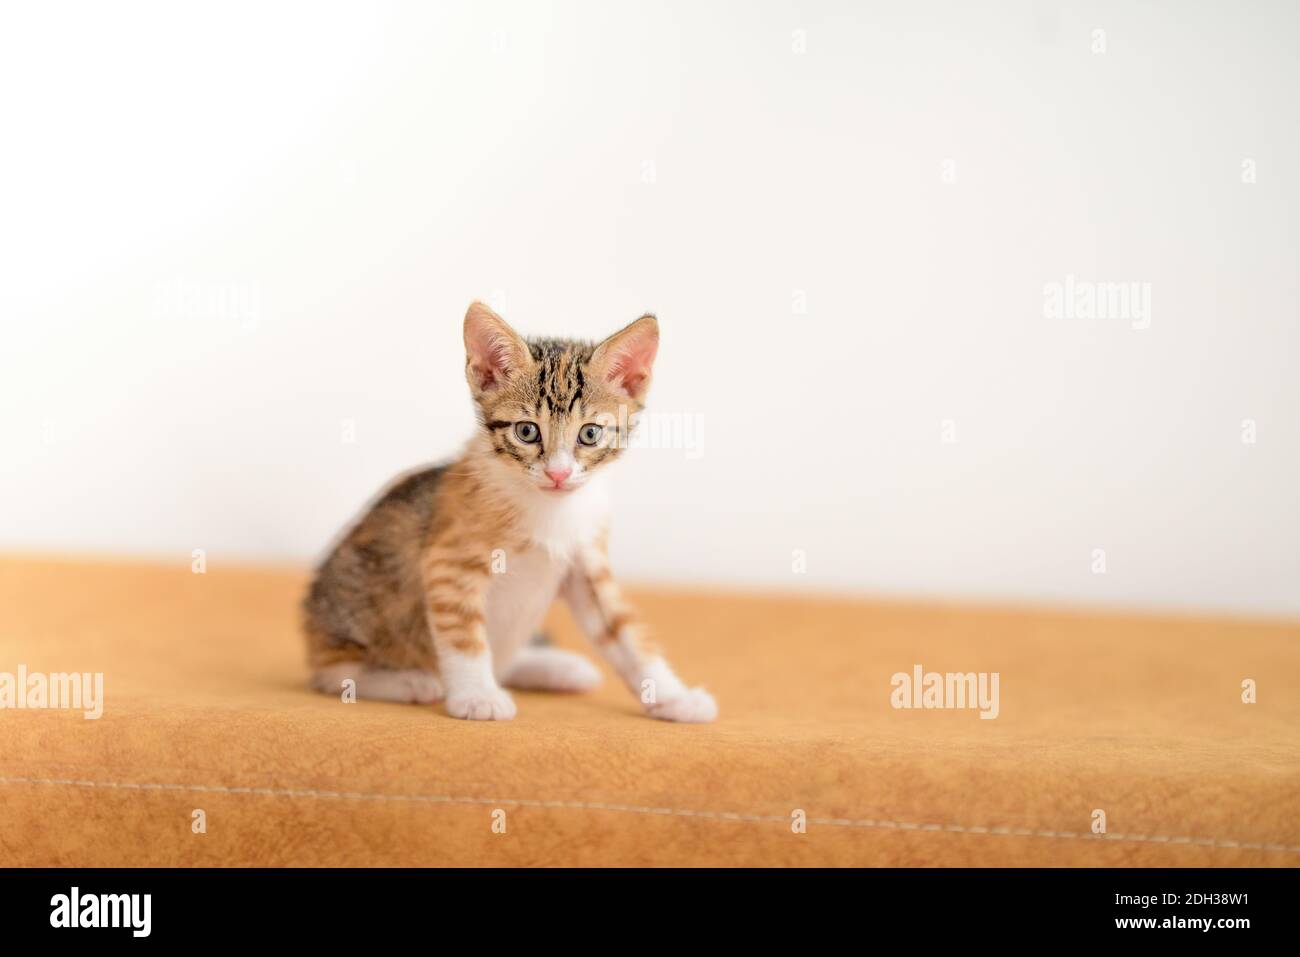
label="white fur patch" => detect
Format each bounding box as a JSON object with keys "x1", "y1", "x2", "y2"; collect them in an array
[
  {"x1": 485, "y1": 545, "x2": 571, "y2": 677},
  {"x1": 311, "y1": 665, "x2": 443, "y2": 704},
  {"x1": 473, "y1": 448, "x2": 611, "y2": 675},
  {"x1": 502, "y1": 646, "x2": 602, "y2": 691},
  {"x1": 646, "y1": 687, "x2": 718, "y2": 723},
  {"x1": 475, "y1": 435, "x2": 611, "y2": 562},
  {"x1": 524, "y1": 479, "x2": 609, "y2": 560}
]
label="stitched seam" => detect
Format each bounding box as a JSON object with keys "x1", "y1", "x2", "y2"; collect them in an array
[{"x1": 1, "y1": 774, "x2": 1296, "y2": 854}]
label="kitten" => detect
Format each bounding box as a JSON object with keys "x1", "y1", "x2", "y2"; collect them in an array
[{"x1": 301, "y1": 302, "x2": 717, "y2": 722}]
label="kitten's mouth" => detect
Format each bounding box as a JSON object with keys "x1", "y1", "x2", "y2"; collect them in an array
[{"x1": 541, "y1": 484, "x2": 573, "y2": 493}]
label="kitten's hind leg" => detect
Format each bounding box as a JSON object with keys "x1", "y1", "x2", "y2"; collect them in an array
[
  {"x1": 311, "y1": 663, "x2": 444, "y2": 704},
  {"x1": 501, "y1": 646, "x2": 602, "y2": 693}
]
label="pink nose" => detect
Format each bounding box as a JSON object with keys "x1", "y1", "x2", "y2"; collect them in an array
[{"x1": 544, "y1": 467, "x2": 572, "y2": 486}]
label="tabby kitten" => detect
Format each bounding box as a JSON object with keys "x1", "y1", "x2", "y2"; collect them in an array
[{"x1": 302, "y1": 302, "x2": 717, "y2": 722}]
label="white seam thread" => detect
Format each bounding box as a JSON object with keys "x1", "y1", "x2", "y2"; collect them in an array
[{"x1": 2, "y1": 774, "x2": 1296, "y2": 855}]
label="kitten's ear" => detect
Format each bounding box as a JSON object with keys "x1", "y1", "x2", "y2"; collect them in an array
[
  {"x1": 464, "y1": 301, "x2": 531, "y2": 394},
  {"x1": 590, "y1": 314, "x2": 659, "y2": 402}
]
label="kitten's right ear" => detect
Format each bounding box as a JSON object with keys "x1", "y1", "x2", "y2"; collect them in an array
[{"x1": 464, "y1": 301, "x2": 531, "y2": 395}]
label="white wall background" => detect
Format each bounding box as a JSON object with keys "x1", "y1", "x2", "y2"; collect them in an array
[{"x1": 2, "y1": 1, "x2": 1297, "y2": 616}]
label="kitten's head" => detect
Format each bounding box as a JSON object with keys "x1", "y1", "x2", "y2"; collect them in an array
[{"x1": 463, "y1": 301, "x2": 658, "y2": 495}]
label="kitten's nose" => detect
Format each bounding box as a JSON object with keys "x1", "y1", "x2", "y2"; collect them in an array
[{"x1": 544, "y1": 467, "x2": 572, "y2": 487}]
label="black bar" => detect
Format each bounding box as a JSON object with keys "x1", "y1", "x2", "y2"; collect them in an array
[{"x1": 0, "y1": 867, "x2": 1292, "y2": 943}]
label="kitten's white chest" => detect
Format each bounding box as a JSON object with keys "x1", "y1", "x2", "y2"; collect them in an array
[
  {"x1": 482, "y1": 477, "x2": 610, "y2": 676},
  {"x1": 484, "y1": 546, "x2": 571, "y2": 677}
]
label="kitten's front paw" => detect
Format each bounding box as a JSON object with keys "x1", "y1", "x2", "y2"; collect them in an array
[
  {"x1": 646, "y1": 687, "x2": 718, "y2": 723},
  {"x1": 445, "y1": 686, "x2": 517, "y2": 721}
]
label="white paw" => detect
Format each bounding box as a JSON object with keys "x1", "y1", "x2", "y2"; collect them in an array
[
  {"x1": 550, "y1": 655, "x2": 602, "y2": 692},
  {"x1": 403, "y1": 672, "x2": 444, "y2": 704},
  {"x1": 445, "y1": 686, "x2": 517, "y2": 721},
  {"x1": 646, "y1": 687, "x2": 718, "y2": 723},
  {"x1": 503, "y1": 648, "x2": 603, "y2": 692}
]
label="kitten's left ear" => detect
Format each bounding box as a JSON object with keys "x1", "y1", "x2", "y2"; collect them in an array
[{"x1": 590, "y1": 314, "x2": 659, "y2": 402}]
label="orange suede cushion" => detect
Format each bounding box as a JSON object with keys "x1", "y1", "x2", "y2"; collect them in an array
[{"x1": 0, "y1": 555, "x2": 1296, "y2": 866}]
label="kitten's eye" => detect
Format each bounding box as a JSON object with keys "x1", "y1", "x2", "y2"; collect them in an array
[
  {"x1": 514, "y1": 422, "x2": 540, "y2": 444},
  {"x1": 578, "y1": 423, "x2": 604, "y2": 447}
]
